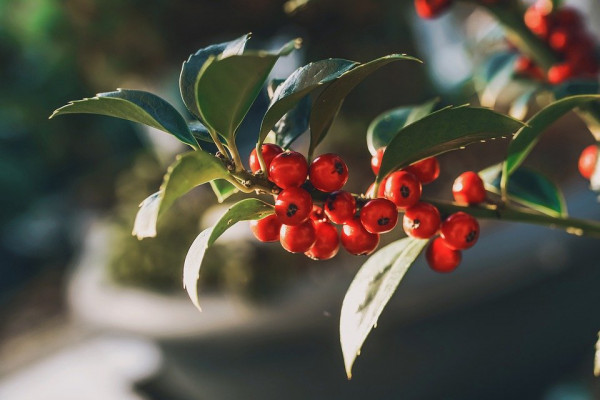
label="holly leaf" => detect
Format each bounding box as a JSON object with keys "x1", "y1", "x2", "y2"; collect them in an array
[
  {"x1": 480, "y1": 164, "x2": 567, "y2": 217},
  {"x1": 340, "y1": 237, "x2": 428, "y2": 379},
  {"x1": 376, "y1": 106, "x2": 525, "y2": 183},
  {"x1": 503, "y1": 95, "x2": 600, "y2": 187},
  {"x1": 132, "y1": 150, "x2": 229, "y2": 239},
  {"x1": 196, "y1": 39, "x2": 301, "y2": 141},
  {"x1": 50, "y1": 89, "x2": 198, "y2": 149},
  {"x1": 309, "y1": 54, "x2": 421, "y2": 158},
  {"x1": 258, "y1": 58, "x2": 359, "y2": 147},
  {"x1": 183, "y1": 199, "x2": 274, "y2": 310},
  {"x1": 210, "y1": 179, "x2": 238, "y2": 203},
  {"x1": 180, "y1": 34, "x2": 250, "y2": 119},
  {"x1": 366, "y1": 98, "x2": 438, "y2": 155}
]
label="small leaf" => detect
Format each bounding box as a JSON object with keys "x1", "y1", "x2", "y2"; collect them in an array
[
  {"x1": 366, "y1": 99, "x2": 438, "y2": 155},
  {"x1": 50, "y1": 89, "x2": 198, "y2": 148},
  {"x1": 132, "y1": 150, "x2": 229, "y2": 239},
  {"x1": 309, "y1": 54, "x2": 421, "y2": 157},
  {"x1": 480, "y1": 164, "x2": 567, "y2": 217},
  {"x1": 258, "y1": 58, "x2": 359, "y2": 147},
  {"x1": 196, "y1": 39, "x2": 301, "y2": 140},
  {"x1": 503, "y1": 95, "x2": 600, "y2": 181},
  {"x1": 376, "y1": 107, "x2": 525, "y2": 183},
  {"x1": 183, "y1": 199, "x2": 274, "y2": 310},
  {"x1": 340, "y1": 237, "x2": 428, "y2": 379},
  {"x1": 180, "y1": 34, "x2": 250, "y2": 119},
  {"x1": 210, "y1": 179, "x2": 238, "y2": 203}
]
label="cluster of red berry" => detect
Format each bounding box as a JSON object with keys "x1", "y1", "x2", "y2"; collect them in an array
[
  {"x1": 414, "y1": 0, "x2": 503, "y2": 20},
  {"x1": 369, "y1": 148, "x2": 483, "y2": 272},
  {"x1": 578, "y1": 144, "x2": 599, "y2": 181},
  {"x1": 519, "y1": 2, "x2": 598, "y2": 84}
]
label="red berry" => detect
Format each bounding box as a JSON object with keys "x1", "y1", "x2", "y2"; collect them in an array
[
  {"x1": 341, "y1": 216, "x2": 380, "y2": 255},
  {"x1": 578, "y1": 144, "x2": 598, "y2": 179},
  {"x1": 554, "y1": 7, "x2": 581, "y2": 29},
  {"x1": 440, "y1": 212, "x2": 480, "y2": 250},
  {"x1": 359, "y1": 198, "x2": 398, "y2": 234},
  {"x1": 403, "y1": 202, "x2": 441, "y2": 239},
  {"x1": 248, "y1": 144, "x2": 283, "y2": 173},
  {"x1": 404, "y1": 157, "x2": 440, "y2": 184},
  {"x1": 524, "y1": 5, "x2": 551, "y2": 38},
  {"x1": 384, "y1": 171, "x2": 422, "y2": 209},
  {"x1": 414, "y1": 0, "x2": 452, "y2": 19},
  {"x1": 324, "y1": 191, "x2": 356, "y2": 224},
  {"x1": 514, "y1": 57, "x2": 545, "y2": 81},
  {"x1": 426, "y1": 237, "x2": 462, "y2": 273},
  {"x1": 305, "y1": 221, "x2": 339, "y2": 260},
  {"x1": 275, "y1": 187, "x2": 313, "y2": 226},
  {"x1": 547, "y1": 62, "x2": 575, "y2": 84},
  {"x1": 249, "y1": 214, "x2": 282, "y2": 242},
  {"x1": 280, "y1": 220, "x2": 316, "y2": 253},
  {"x1": 366, "y1": 176, "x2": 388, "y2": 199},
  {"x1": 452, "y1": 171, "x2": 486, "y2": 205},
  {"x1": 549, "y1": 27, "x2": 573, "y2": 53},
  {"x1": 309, "y1": 153, "x2": 349, "y2": 192},
  {"x1": 269, "y1": 151, "x2": 308, "y2": 188},
  {"x1": 309, "y1": 205, "x2": 328, "y2": 223},
  {"x1": 371, "y1": 147, "x2": 385, "y2": 175}
]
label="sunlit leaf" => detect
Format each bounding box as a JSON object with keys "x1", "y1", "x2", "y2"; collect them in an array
[
  {"x1": 183, "y1": 199, "x2": 274, "y2": 310},
  {"x1": 340, "y1": 237, "x2": 428, "y2": 379},
  {"x1": 210, "y1": 179, "x2": 238, "y2": 203},
  {"x1": 50, "y1": 89, "x2": 198, "y2": 148}
]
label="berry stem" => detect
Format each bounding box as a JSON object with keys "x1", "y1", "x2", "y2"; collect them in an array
[
  {"x1": 255, "y1": 143, "x2": 269, "y2": 174},
  {"x1": 427, "y1": 199, "x2": 600, "y2": 238}
]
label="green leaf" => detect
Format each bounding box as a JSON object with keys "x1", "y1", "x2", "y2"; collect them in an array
[
  {"x1": 503, "y1": 95, "x2": 600, "y2": 182},
  {"x1": 553, "y1": 79, "x2": 599, "y2": 99},
  {"x1": 50, "y1": 89, "x2": 198, "y2": 149},
  {"x1": 180, "y1": 34, "x2": 250, "y2": 119},
  {"x1": 479, "y1": 53, "x2": 518, "y2": 109},
  {"x1": 258, "y1": 58, "x2": 359, "y2": 147},
  {"x1": 480, "y1": 164, "x2": 567, "y2": 217},
  {"x1": 188, "y1": 121, "x2": 216, "y2": 144},
  {"x1": 508, "y1": 87, "x2": 538, "y2": 121},
  {"x1": 376, "y1": 106, "x2": 525, "y2": 183},
  {"x1": 366, "y1": 98, "x2": 438, "y2": 155},
  {"x1": 309, "y1": 54, "x2": 421, "y2": 157},
  {"x1": 275, "y1": 95, "x2": 311, "y2": 148},
  {"x1": 183, "y1": 199, "x2": 274, "y2": 310},
  {"x1": 132, "y1": 150, "x2": 229, "y2": 239},
  {"x1": 196, "y1": 39, "x2": 300, "y2": 140},
  {"x1": 210, "y1": 179, "x2": 238, "y2": 203},
  {"x1": 340, "y1": 237, "x2": 428, "y2": 379}
]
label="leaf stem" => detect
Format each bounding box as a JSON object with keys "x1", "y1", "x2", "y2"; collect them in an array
[
  {"x1": 208, "y1": 128, "x2": 231, "y2": 161},
  {"x1": 255, "y1": 143, "x2": 268, "y2": 174},
  {"x1": 226, "y1": 138, "x2": 245, "y2": 172},
  {"x1": 427, "y1": 199, "x2": 600, "y2": 238}
]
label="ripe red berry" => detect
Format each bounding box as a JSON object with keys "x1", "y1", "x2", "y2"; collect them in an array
[
  {"x1": 426, "y1": 237, "x2": 462, "y2": 273},
  {"x1": 269, "y1": 151, "x2": 308, "y2": 189},
  {"x1": 549, "y1": 27, "x2": 573, "y2": 53},
  {"x1": 280, "y1": 220, "x2": 316, "y2": 253},
  {"x1": 366, "y1": 176, "x2": 388, "y2": 199},
  {"x1": 324, "y1": 191, "x2": 356, "y2": 224},
  {"x1": 384, "y1": 171, "x2": 422, "y2": 209},
  {"x1": 578, "y1": 144, "x2": 598, "y2": 180},
  {"x1": 305, "y1": 221, "x2": 340, "y2": 260},
  {"x1": 359, "y1": 198, "x2": 398, "y2": 234},
  {"x1": 403, "y1": 202, "x2": 441, "y2": 239},
  {"x1": 248, "y1": 144, "x2": 283, "y2": 173},
  {"x1": 514, "y1": 57, "x2": 545, "y2": 81},
  {"x1": 249, "y1": 214, "x2": 282, "y2": 242},
  {"x1": 275, "y1": 187, "x2": 313, "y2": 226},
  {"x1": 371, "y1": 147, "x2": 385, "y2": 175},
  {"x1": 404, "y1": 157, "x2": 440, "y2": 184},
  {"x1": 414, "y1": 0, "x2": 452, "y2": 19},
  {"x1": 452, "y1": 171, "x2": 486, "y2": 205},
  {"x1": 341, "y1": 216, "x2": 380, "y2": 256},
  {"x1": 309, "y1": 205, "x2": 328, "y2": 223},
  {"x1": 524, "y1": 5, "x2": 551, "y2": 38},
  {"x1": 440, "y1": 212, "x2": 480, "y2": 250},
  {"x1": 309, "y1": 153, "x2": 349, "y2": 192},
  {"x1": 554, "y1": 7, "x2": 581, "y2": 29},
  {"x1": 547, "y1": 62, "x2": 575, "y2": 85}
]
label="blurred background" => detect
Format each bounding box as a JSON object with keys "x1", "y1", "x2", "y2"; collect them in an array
[{"x1": 1, "y1": 0, "x2": 600, "y2": 399}]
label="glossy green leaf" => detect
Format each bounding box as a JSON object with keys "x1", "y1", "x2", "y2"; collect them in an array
[
  {"x1": 188, "y1": 121, "x2": 216, "y2": 144},
  {"x1": 132, "y1": 150, "x2": 228, "y2": 239},
  {"x1": 553, "y1": 79, "x2": 599, "y2": 99},
  {"x1": 258, "y1": 58, "x2": 358, "y2": 147},
  {"x1": 179, "y1": 34, "x2": 250, "y2": 119},
  {"x1": 196, "y1": 39, "x2": 300, "y2": 140},
  {"x1": 210, "y1": 179, "x2": 238, "y2": 203},
  {"x1": 183, "y1": 199, "x2": 274, "y2": 310},
  {"x1": 508, "y1": 87, "x2": 538, "y2": 121},
  {"x1": 366, "y1": 99, "x2": 438, "y2": 155},
  {"x1": 376, "y1": 107, "x2": 525, "y2": 183},
  {"x1": 340, "y1": 237, "x2": 428, "y2": 379},
  {"x1": 479, "y1": 53, "x2": 518, "y2": 109},
  {"x1": 275, "y1": 95, "x2": 311, "y2": 148},
  {"x1": 50, "y1": 89, "x2": 198, "y2": 148},
  {"x1": 480, "y1": 164, "x2": 567, "y2": 217},
  {"x1": 503, "y1": 95, "x2": 600, "y2": 183},
  {"x1": 309, "y1": 54, "x2": 421, "y2": 157}
]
